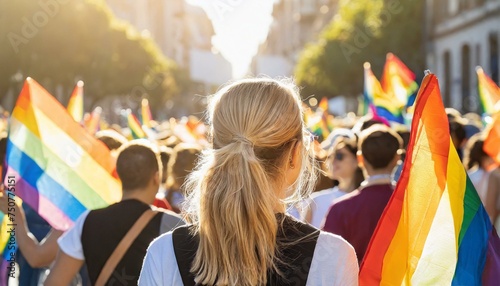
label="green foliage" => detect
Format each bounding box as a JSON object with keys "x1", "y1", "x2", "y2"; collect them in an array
[
  {"x1": 295, "y1": 0, "x2": 425, "y2": 98},
  {"x1": 0, "y1": 0, "x2": 180, "y2": 105}
]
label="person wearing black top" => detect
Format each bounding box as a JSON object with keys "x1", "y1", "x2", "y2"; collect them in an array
[{"x1": 45, "y1": 140, "x2": 184, "y2": 286}]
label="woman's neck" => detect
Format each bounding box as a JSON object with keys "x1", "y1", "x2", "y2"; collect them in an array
[{"x1": 338, "y1": 178, "x2": 355, "y2": 193}]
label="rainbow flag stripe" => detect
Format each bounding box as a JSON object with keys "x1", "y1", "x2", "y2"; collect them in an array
[
  {"x1": 128, "y1": 113, "x2": 147, "y2": 139},
  {"x1": 318, "y1": 97, "x2": 328, "y2": 113},
  {"x1": 4, "y1": 78, "x2": 121, "y2": 231},
  {"x1": 67, "y1": 80, "x2": 84, "y2": 123},
  {"x1": 141, "y1": 98, "x2": 153, "y2": 128},
  {"x1": 364, "y1": 62, "x2": 404, "y2": 123},
  {"x1": 477, "y1": 66, "x2": 500, "y2": 115},
  {"x1": 84, "y1": 106, "x2": 102, "y2": 135},
  {"x1": 381, "y1": 53, "x2": 419, "y2": 108},
  {"x1": 360, "y1": 73, "x2": 500, "y2": 285}
]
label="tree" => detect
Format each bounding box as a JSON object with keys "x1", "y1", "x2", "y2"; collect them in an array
[
  {"x1": 295, "y1": 0, "x2": 425, "y2": 99},
  {"x1": 0, "y1": 0, "x2": 181, "y2": 107}
]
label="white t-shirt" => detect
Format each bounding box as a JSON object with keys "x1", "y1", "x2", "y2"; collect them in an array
[
  {"x1": 58, "y1": 210, "x2": 90, "y2": 260},
  {"x1": 138, "y1": 231, "x2": 359, "y2": 285},
  {"x1": 307, "y1": 187, "x2": 347, "y2": 228}
]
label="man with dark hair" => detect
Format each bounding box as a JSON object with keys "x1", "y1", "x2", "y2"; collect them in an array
[
  {"x1": 45, "y1": 140, "x2": 184, "y2": 286},
  {"x1": 95, "y1": 129, "x2": 128, "y2": 151},
  {"x1": 448, "y1": 119, "x2": 466, "y2": 160},
  {"x1": 322, "y1": 125, "x2": 403, "y2": 264}
]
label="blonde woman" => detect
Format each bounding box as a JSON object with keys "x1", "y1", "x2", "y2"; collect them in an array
[{"x1": 139, "y1": 78, "x2": 358, "y2": 285}]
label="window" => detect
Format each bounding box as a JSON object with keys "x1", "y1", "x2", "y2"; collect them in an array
[
  {"x1": 443, "y1": 51, "x2": 452, "y2": 107},
  {"x1": 461, "y1": 45, "x2": 471, "y2": 112},
  {"x1": 489, "y1": 33, "x2": 499, "y2": 84}
]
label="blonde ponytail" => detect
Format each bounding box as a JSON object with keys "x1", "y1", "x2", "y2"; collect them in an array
[{"x1": 183, "y1": 78, "x2": 317, "y2": 285}]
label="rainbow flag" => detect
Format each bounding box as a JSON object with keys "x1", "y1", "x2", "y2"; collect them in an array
[
  {"x1": 318, "y1": 97, "x2": 335, "y2": 131},
  {"x1": 318, "y1": 97, "x2": 328, "y2": 113},
  {"x1": 381, "y1": 53, "x2": 419, "y2": 108},
  {"x1": 364, "y1": 62, "x2": 405, "y2": 124},
  {"x1": 306, "y1": 112, "x2": 330, "y2": 140},
  {"x1": 477, "y1": 66, "x2": 500, "y2": 115},
  {"x1": 484, "y1": 112, "x2": 500, "y2": 165},
  {"x1": 141, "y1": 98, "x2": 153, "y2": 128},
  {"x1": 360, "y1": 73, "x2": 500, "y2": 285},
  {"x1": 83, "y1": 106, "x2": 102, "y2": 135},
  {"x1": 4, "y1": 78, "x2": 121, "y2": 231},
  {"x1": 128, "y1": 112, "x2": 147, "y2": 139},
  {"x1": 67, "y1": 81, "x2": 84, "y2": 123}
]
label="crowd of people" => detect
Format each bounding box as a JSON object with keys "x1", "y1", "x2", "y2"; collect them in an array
[{"x1": 0, "y1": 77, "x2": 499, "y2": 285}]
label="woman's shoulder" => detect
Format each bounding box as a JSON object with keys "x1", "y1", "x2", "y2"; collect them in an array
[
  {"x1": 316, "y1": 231, "x2": 356, "y2": 255},
  {"x1": 311, "y1": 231, "x2": 358, "y2": 267},
  {"x1": 307, "y1": 231, "x2": 359, "y2": 285}
]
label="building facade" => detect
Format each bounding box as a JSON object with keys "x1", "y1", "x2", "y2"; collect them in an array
[
  {"x1": 425, "y1": 0, "x2": 500, "y2": 112},
  {"x1": 105, "y1": 0, "x2": 215, "y2": 69},
  {"x1": 253, "y1": 0, "x2": 339, "y2": 77}
]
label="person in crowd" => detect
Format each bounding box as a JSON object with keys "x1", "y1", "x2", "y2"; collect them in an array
[
  {"x1": 44, "y1": 140, "x2": 184, "y2": 286},
  {"x1": 446, "y1": 108, "x2": 467, "y2": 160},
  {"x1": 165, "y1": 142, "x2": 202, "y2": 213},
  {"x1": 464, "y1": 133, "x2": 500, "y2": 226},
  {"x1": 322, "y1": 124, "x2": 403, "y2": 264},
  {"x1": 303, "y1": 134, "x2": 364, "y2": 228},
  {"x1": 0, "y1": 128, "x2": 130, "y2": 285},
  {"x1": 351, "y1": 114, "x2": 387, "y2": 135},
  {"x1": 393, "y1": 127, "x2": 410, "y2": 181},
  {"x1": 0, "y1": 186, "x2": 62, "y2": 269},
  {"x1": 139, "y1": 78, "x2": 358, "y2": 285},
  {"x1": 462, "y1": 112, "x2": 482, "y2": 139},
  {"x1": 95, "y1": 129, "x2": 128, "y2": 152},
  {"x1": 0, "y1": 135, "x2": 83, "y2": 285},
  {"x1": 465, "y1": 134, "x2": 494, "y2": 200},
  {"x1": 153, "y1": 145, "x2": 173, "y2": 210}
]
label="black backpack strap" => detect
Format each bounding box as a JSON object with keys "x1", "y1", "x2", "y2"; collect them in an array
[
  {"x1": 267, "y1": 215, "x2": 320, "y2": 286},
  {"x1": 172, "y1": 225, "x2": 198, "y2": 286},
  {"x1": 172, "y1": 216, "x2": 320, "y2": 286}
]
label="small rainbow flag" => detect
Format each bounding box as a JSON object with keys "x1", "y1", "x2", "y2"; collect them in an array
[
  {"x1": 83, "y1": 106, "x2": 102, "y2": 135},
  {"x1": 67, "y1": 81, "x2": 84, "y2": 123},
  {"x1": 364, "y1": 62, "x2": 404, "y2": 124},
  {"x1": 484, "y1": 112, "x2": 500, "y2": 165},
  {"x1": 128, "y1": 112, "x2": 147, "y2": 139},
  {"x1": 360, "y1": 73, "x2": 500, "y2": 285},
  {"x1": 141, "y1": 98, "x2": 154, "y2": 128},
  {"x1": 4, "y1": 78, "x2": 121, "y2": 231},
  {"x1": 477, "y1": 66, "x2": 500, "y2": 115},
  {"x1": 318, "y1": 97, "x2": 328, "y2": 113},
  {"x1": 381, "y1": 53, "x2": 419, "y2": 108}
]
